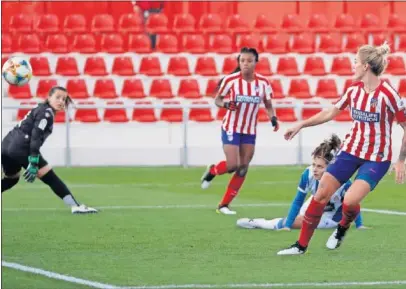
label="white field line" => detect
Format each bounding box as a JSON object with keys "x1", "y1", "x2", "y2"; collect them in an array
[
  {"x1": 2, "y1": 202, "x2": 406, "y2": 216},
  {"x1": 2, "y1": 261, "x2": 406, "y2": 289}
]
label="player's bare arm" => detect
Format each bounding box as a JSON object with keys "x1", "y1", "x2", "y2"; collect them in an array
[
  {"x1": 214, "y1": 93, "x2": 236, "y2": 111},
  {"x1": 264, "y1": 99, "x2": 279, "y2": 131},
  {"x1": 393, "y1": 121, "x2": 406, "y2": 184}
]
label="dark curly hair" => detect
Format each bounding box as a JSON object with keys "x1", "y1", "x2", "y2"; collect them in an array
[{"x1": 312, "y1": 134, "x2": 341, "y2": 163}]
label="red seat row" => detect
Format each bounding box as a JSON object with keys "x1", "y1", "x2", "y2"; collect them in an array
[
  {"x1": 3, "y1": 32, "x2": 405, "y2": 54},
  {"x1": 15, "y1": 100, "x2": 351, "y2": 123},
  {"x1": 8, "y1": 77, "x2": 405, "y2": 101},
  {"x1": 5, "y1": 12, "x2": 406, "y2": 34}
]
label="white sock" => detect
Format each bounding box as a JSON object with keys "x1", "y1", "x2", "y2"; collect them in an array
[
  {"x1": 63, "y1": 195, "x2": 79, "y2": 207},
  {"x1": 256, "y1": 218, "x2": 283, "y2": 230}
]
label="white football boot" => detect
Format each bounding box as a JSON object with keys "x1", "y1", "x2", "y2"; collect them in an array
[
  {"x1": 236, "y1": 218, "x2": 265, "y2": 229},
  {"x1": 216, "y1": 205, "x2": 236, "y2": 215},
  {"x1": 277, "y1": 242, "x2": 307, "y2": 256},
  {"x1": 201, "y1": 164, "x2": 215, "y2": 189},
  {"x1": 326, "y1": 224, "x2": 348, "y2": 250},
  {"x1": 71, "y1": 204, "x2": 98, "y2": 214}
]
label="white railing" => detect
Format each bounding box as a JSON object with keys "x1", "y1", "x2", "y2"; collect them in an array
[{"x1": 2, "y1": 102, "x2": 334, "y2": 167}]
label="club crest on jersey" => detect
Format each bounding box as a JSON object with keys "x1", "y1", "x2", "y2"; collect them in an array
[
  {"x1": 370, "y1": 97, "x2": 378, "y2": 108},
  {"x1": 236, "y1": 95, "x2": 261, "y2": 104},
  {"x1": 351, "y1": 108, "x2": 380, "y2": 122},
  {"x1": 254, "y1": 86, "x2": 260, "y2": 94}
]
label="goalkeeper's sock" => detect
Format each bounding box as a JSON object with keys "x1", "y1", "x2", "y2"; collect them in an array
[
  {"x1": 40, "y1": 170, "x2": 79, "y2": 207},
  {"x1": 219, "y1": 173, "x2": 246, "y2": 206},
  {"x1": 210, "y1": 161, "x2": 228, "y2": 176},
  {"x1": 1, "y1": 177, "x2": 19, "y2": 193}
]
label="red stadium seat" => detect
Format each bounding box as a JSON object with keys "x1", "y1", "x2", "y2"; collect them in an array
[
  {"x1": 195, "y1": 56, "x2": 218, "y2": 76},
  {"x1": 386, "y1": 56, "x2": 406, "y2": 75},
  {"x1": 122, "y1": 79, "x2": 146, "y2": 99},
  {"x1": 288, "y1": 79, "x2": 312, "y2": 99},
  {"x1": 387, "y1": 14, "x2": 406, "y2": 33},
  {"x1": 178, "y1": 79, "x2": 201, "y2": 99},
  {"x1": 36, "y1": 79, "x2": 58, "y2": 99},
  {"x1": 372, "y1": 33, "x2": 393, "y2": 48},
  {"x1": 66, "y1": 79, "x2": 90, "y2": 99},
  {"x1": 112, "y1": 57, "x2": 135, "y2": 76},
  {"x1": 281, "y1": 14, "x2": 303, "y2": 33},
  {"x1": 64, "y1": 14, "x2": 87, "y2": 34},
  {"x1": 2, "y1": 57, "x2": 8, "y2": 68},
  {"x1": 17, "y1": 101, "x2": 37, "y2": 120},
  {"x1": 182, "y1": 34, "x2": 206, "y2": 54},
  {"x1": 256, "y1": 108, "x2": 270, "y2": 122},
  {"x1": 334, "y1": 108, "x2": 352, "y2": 122},
  {"x1": 307, "y1": 14, "x2": 330, "y2": 33},
  {"x1": 72, "y1": 34, "x2": 96, "y2": 53},
  {"x1": 290, "y1": 33, "x2": 315, "y2": 54},
  {"x1": 84, "y1": 57, "x2": 108, "y2": 76},
  {"x1": 55, "y1": 57, "x2": 80, "y2": 76},
  {"x1": 206, "y1": 78, "x2": 220, "y2": 98},
  {"x1": 55, "y1": 110, "x2": 70, "y2": 123},
  {"x1": 269, "y1": 79, "x2": 285, "y2": 99},
  {"x1": 156, "y1": 34, "x2": 179, "y2": 53},
  {"x1": 91, "y1": 14, "x2": 114, "y2": 33},
  {"x1": 226, "y1": 14, "x2": 250, "y2": 34},
  {"x1": 276, "y1": 57, "x2": 299, "y2": 76},
  {"x1": 343, "y1": 33, "x2": 367, "y2": 53},
  {"x1": 30, "y1": 57, "x2": 51, "y2": 76},
  {"x1": 160, "y1": 100, "x2": 183, "y2": 122},
  {"x1": 331, "y1": 56, "x2": 353, "y2": 76},
  {"x1": 146, "y1": 13, "x2": 168, "y2": 34},
  {"x1": 334, "y1": 14, "x2": 356, "y2": 32},
  {"x1": 254, "y1": 14, "x2": 277, "y2": 34},
  {"x1": 128, "y1": 34, "x2": 152, "y2": 53},
  {"x1": 256, "y1": 58, "x2": 272, "y2": 76},
  {"x1": 101, "y1": 34, "x2": 124, "y2": 53},
  {"x1": 74, "y1": 101, "x2": 100, "y2": 123},
  {"x1": 167, "y1": 56, "x2": 191, "y2": 76},
  {"x1": 303, "y1": 56, "x2": 326, "y2": 76},
  {"x1": 17, "y1": 34, "x2": 40, "y2": 53},
  {"x1": 343, "y1": 79, "x2": 355, "y2": 93},
  {"x1": 318, "y1": 34, "x2": 342, "y2": 54},
  {"x1": 2, "y1": 33, "x2": 12, "y2": 53},
  {"x1": 275, "y1": 101, "x2": 297, "y2": 122},
  {"x1": 150, "y1": 79, "x2": 173, "y2": 99},
  {"x1": 398, "y1": 79, "x2": 406, "y2": 97},
  {"x1": 36, "y1": 14, "x2": 59, "y2": 34},
  {"x1": 103, "y1": 101, "x2": 129, "y2": 122},
  {"x1": 316, "y1": 79, "x2": 339, "y2": 99},
  {"x1": 10, "y1": 14, "x2": 33, "y2": 33},
  {"x1": 398, "y1": 35, "x2": 406, "y2": 53},
  {"x1": 302, "y1": 100, "x2": 322, "y2": 120},
  {"x1": 8, "y1": 84, "x2": 32, "y2": 99},
  {"x1": 236, "y1": 34, "x2": 260, "y2": 51},
  {"x1": 139, "y1": 56, "x2": 162, "y2": 76},
  {"x1": 118, "y1": 14, "x2": 143, "y2": 33},
  {"x1": 263, "y1": 34, "x2": 289, "y2": 54},
  {"x1": 209, "y1": 34, "x2": 233, "y2": 54},
  {"x1": 199, "y1": 13, "x2": 223, "y2": 33},
  {"x1": 93, "y1": 79, "x2": 117, "y2": 99},
  {"x1": 222, "y1": 56, "x2": 238, "y2": 74},
  {"x1": 132, "y1": 101, "x2": 157, "y2": 122},
  {"x1": 173, "y1": 14, "x2": 196, "y2": 33},
  {"x1": 216, "y1": 108, "x2": 227, "y2": 120},
  {"x1": 360, "y1": 13, "x2": 383, "y2": 33},
  {"x1": 45, "y1": 34, "x2": 69, "y2": 53},
  {"x1": 189, "y1": 101, "x2": 213, "y2": 122}
]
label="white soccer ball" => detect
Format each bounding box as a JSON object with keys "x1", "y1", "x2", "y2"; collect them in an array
[{"x1": 2, "y1": 56, "x2": 33, "y2": 86}]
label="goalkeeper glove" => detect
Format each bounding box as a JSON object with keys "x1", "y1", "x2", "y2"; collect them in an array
[
  {"x1": 271, "y1": 116, "x2": 279, "y2": 132},
  {"x1": 23, "y1": 155, "x2": 39, "y2": 183}
]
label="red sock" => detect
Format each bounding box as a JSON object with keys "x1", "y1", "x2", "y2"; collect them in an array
[
  {"x1": 339, "y1": 203, "x2": 360, "y2": 228},
  {"x1": 298, "y1": 198, "x2": 326, "y2": 248},
  {"x1": 219, "y1": 173, "x2": 246, "y2": 206},
  {"x1": 210, "y1": 161, "x2": 228, "y2": 176}
]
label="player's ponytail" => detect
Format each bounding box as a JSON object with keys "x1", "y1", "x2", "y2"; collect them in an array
[{"x1": 312, "y1": 134, "x2": 341, "y2": 163}]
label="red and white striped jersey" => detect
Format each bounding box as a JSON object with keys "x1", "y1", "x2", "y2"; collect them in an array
[
  {"x1": 335, "y1": 80, "x2": 406, "y2": 162},
  {"x1": 218, "y1": 72, "x2": 273, "y2": 135}
]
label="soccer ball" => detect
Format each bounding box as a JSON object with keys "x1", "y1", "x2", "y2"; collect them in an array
[{"x1": 2, "y1": 57, "x2": 33, "y2": 86}]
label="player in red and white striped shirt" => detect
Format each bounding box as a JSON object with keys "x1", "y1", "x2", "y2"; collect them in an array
[
  {"x1": 278, "y1": 42, "x2": 406, "y2": 255},
  {"x1": 200, "y1": 47, "x2": 279, "y2": 215}
]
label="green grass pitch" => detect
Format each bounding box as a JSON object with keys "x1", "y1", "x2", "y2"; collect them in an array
[{"x1": 2, "y1": 166, "x2": 406, "y2": 289}]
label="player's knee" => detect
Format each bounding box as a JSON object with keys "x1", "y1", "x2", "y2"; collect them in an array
[
  {"x1": 236, "y1": 165, "x2": 249, "y2": 177},
  {"x1": 37, "y1": 165, "x2": 52, "y2": 178},
  {"x1": 227, "y1": 165, "x2": 238, "y2": 173},
  {"x1": 313, "y1": 193, "x2": 330, "y2": 204}
]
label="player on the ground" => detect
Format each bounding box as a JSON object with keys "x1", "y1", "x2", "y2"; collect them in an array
[
  {"x1": 2, "y1": 86, "x2": 98, "y2": 214},
  {"x1": 237, "y1": 135, "x2": 367, "y2": 230},
  {"x1": 277, "y1": 42, "x2": 406, "y2": 255},
  {"x1": 200, "y1": 47, "x2": 280, "y2": 215}
]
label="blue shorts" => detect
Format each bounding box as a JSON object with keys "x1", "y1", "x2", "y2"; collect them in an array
[
  {"x1": 221, "y1": 129, "x2": 256, "y2": 145},
  {"x1": 326, "y1": 151, "x2": 391, "y2": 191}
]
